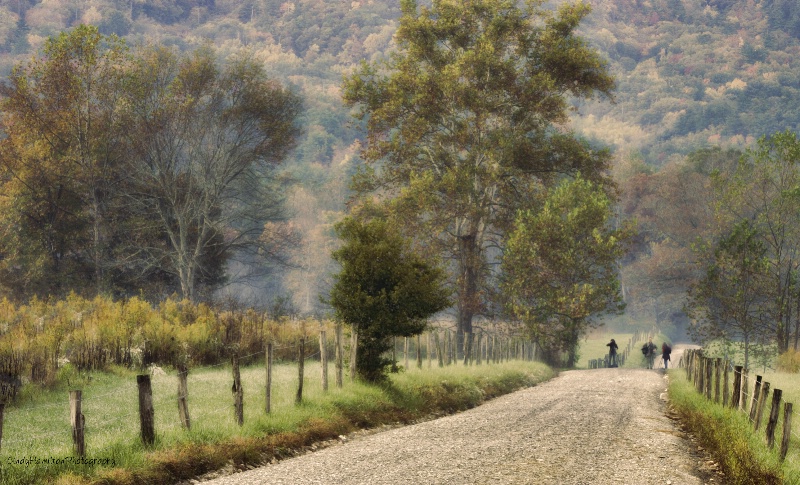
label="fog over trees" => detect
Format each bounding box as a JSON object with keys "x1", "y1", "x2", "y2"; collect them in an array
[{"x1": 2, "y1": 0, "x2": 800, "y2": 360}]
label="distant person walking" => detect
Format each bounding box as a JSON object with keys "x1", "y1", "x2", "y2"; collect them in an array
[
  {"x1": 641, "y1": 338, "x2": 657, "y2": 369},
  {"x1": 606, "y1": 338, "x2": 619, "y2": 367},
  {"x1": 661, "y1": 342, "x2": 672, "y2": 370}
]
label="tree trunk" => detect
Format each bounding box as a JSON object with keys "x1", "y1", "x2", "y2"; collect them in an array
[
  {"x1": 794, "y1": 294, "x2": 800, "y2": 351},
  {"x1": 456, "y1": 234, "x2": 479, "y2": 360},
  {"x1": 566, "y1": 321, "x2": 580, "y2": 367}
]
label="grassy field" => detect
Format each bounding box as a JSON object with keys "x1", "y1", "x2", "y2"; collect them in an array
[{"x1": 0, "y1": 358, "x2": 555, "y2": 484}]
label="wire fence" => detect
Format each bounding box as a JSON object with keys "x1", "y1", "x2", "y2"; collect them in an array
[
  {"x1": 680, "y1": 349, "x2": 797, "y2": 463},
  {"x1": 0, "y1": 326, "x2": 536, "y2": 460}
]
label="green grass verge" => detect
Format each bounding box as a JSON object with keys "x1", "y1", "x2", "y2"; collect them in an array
[
  {"x1": 0, "y1": 361, "x2": 554, "y2": 485},
  {"x1": 667, "y1": 369, "x2": 795, "y2": 485}
]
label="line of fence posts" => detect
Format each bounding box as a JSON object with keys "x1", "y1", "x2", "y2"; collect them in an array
[
  {"x1": 0, "y1": 324, "x2": 538, "y2": 456},
  {"x1": 392, "y1": 329, "x2": 536, "y2": 369},
  {"x1": 682, "y1": 349, "x2": 794, "y2": 461}
]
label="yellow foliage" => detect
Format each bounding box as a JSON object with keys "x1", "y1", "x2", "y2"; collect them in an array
[
  {"x1": 777, "y1": 350, "x2": 800, "y2": 373},
  {"x1": 0, "y1": 294, "x2": 334, "y2": 389}
]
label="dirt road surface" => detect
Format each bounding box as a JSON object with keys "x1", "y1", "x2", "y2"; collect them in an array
[{"x1": 199, "y1": 345, "x2": 718, "y2": 485}]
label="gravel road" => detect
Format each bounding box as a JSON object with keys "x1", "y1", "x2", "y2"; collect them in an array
[{"x1": 199, "y1": 346, "x2": 720, "y2": 485}]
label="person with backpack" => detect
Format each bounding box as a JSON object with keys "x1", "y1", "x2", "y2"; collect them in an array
[
  {"x1": 606, "y1": 338, "x2": 619, "y2": 367},
  {"x1": 641, "y1": 338, "x2": 657, "y2": 369},
  {"x1": 661, "y1": 342, "x2": 672, "y2": 370}
]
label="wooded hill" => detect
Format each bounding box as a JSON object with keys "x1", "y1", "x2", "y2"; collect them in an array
[
  {"x1": 3, "y1": 0, "x2": 799, "y2": 167},
  {"x1": 1, "y1": 0, "x2": 799, "y2": 316}
]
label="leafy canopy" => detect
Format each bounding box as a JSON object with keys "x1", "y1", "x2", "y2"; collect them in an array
[
  {"x1": 342, "y1": 0, "x2": 616, "y2": 341},
  {"x1": 328, "y1": 214, "x2": 450, "y2": 381},
  {"x1": 502, "y1": 175, "x2": 632, "y2": 366}
]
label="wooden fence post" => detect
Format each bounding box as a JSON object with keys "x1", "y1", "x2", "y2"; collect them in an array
[
  {"x1": 694, "y1": 356, "x2": 702, "y2": 392},
  {"x1": 781, "y1": 402, "x2": 793, "y2": 461},
  {"x1": 754, "y1": 381, "x2": 770, "y2": 431},
  {"x1": 741, "y1": 368, "x2": 749, "y2": 413},
  {"x1": 69, "y1": 390, "x2": 85, "y2": 456},
  {"x1": 722, "y1": 359, "x2": 730, "y2": 408},
  {"x1": 334, "y1": 325, "x2": 343, "y2": 388},
  {"x1": 232, "y1": 352, "x2": 244, "y2": 426},
  {"x1": 177, "y1": 363, "x2": 190, "y2": 429},
  {"x1": 714, "y1": 358, "x2": 721, "y2": 404},
  {"x1": 404, "y1": 337, "x2": 409, "y2": 370},
  {"x1": 137, "y1": 375, "x2": 155, "y2": 445},
  {"x1": 320, "y1": 330, "x2": 328, "y2": 392},
  {"x1": 265, "y1": 342, "x2": 274, "y2": 413},
  {"x1": 749, "y1": 375, "x2": 763, "y2": 422},
  {"x1": 445, "y1": 330, "x2": 452, "y2": 366},
  {"x1": 766, "y1": 388, "x2": 782, "y2": 448},
  {"x1": 698, "y1": 354, "x2": 704, "y2": 391},
  {"x1": 694, "y1": 355, "x2": 702, "y2": 392},
  {"x1": 417, "y1": 334, "x2": 423, "y2": 369},
  {"x1": 732, "y1": 366, "x2": 742, "y2": 409},
  {"x1": 705, "y1": 357, "x2": 712, "y2": 399},
  {"x1": 296, "y1": 336, "x2": 306, "y2": 404},
  {"x1": 427, "y1": 333, "x2": 432, "y2": 369},
  {"x1": 435, "y1": 331, "x2": 444, "y2": 367}
]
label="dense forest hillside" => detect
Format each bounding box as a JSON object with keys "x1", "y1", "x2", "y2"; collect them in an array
[
  {"x1": 1, "y1": 0, "x2": 800, "y2": 317},
  {"x1": 576, "y1": 0, "x2": 800, "y2": 164}
]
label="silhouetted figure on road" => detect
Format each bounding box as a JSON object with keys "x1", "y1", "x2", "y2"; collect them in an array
[
  {"x1": 642, "y1": 338, "x2": 657, "y2": 369},
  {"x1": 606, "y1": 338, "x2": 619, "y2": 367}
]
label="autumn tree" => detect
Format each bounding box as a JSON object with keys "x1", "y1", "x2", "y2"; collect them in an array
[
  {"x1": 342, "y1": 0, "x2": 615, "y2": 354},
  {"x1": 119, "y1": 45, "x2": 302, "y2": 301},
  {"x1": 502, "y1": 176, "x2": 632, "y2": 366},
  {"x1": 0, "y1": 25, "x2": 129, "y2": 298},
  {"x1": 328, "y1": 214, "x2": 450, "y2": 381}
]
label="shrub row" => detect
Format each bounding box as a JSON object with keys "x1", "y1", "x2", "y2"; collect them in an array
[{"x1": 0, "y1": 294, "x2": 322, "y2": 399}]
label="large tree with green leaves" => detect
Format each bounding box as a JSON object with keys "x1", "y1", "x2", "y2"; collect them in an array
[
  {"x1": 342, "y1": 0, "x2": 615, "y2": 353},
  {"x1": 328, "y1": 213, "x2": 450, "y2": 381},
  {"x1": 501, "y1": 175, "x2": 632, "y2": 366}
]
